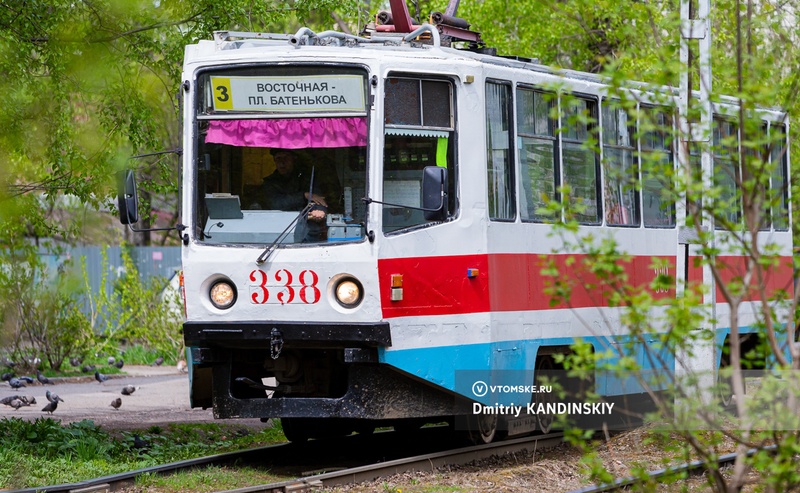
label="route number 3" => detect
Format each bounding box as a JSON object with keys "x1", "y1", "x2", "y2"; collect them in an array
[
  {"x1": 248, "y1": 269, "x2": 321, "y2": 305},
  {"x1": 210, "y1": 77, "x2": 233, "y2": 111}
]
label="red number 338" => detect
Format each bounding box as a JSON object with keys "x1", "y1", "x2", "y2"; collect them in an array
[{"x1": 248, "y1": 269, "x2": 321, "y2": 305}]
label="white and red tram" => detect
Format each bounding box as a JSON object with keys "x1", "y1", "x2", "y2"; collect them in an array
[{"x1": 126, "y1": 9, "x2": 794, "y2": 442}]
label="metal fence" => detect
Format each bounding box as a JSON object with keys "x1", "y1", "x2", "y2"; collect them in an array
[{"x1": 40, "y1": 246, "x2": 182, "y2": 299}]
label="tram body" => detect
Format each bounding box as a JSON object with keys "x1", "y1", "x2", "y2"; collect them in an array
[{"x1": 178, "y1": 27, "x2": 793, "y2": 438}]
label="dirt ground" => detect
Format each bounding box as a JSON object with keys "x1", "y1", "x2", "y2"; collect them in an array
[{"x1": 0, "y1": 365, "x2": 266, "y2": 431}]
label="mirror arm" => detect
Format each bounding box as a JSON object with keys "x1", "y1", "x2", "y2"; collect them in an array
[
  {"x1": 361, "y1": 195, "x2": 446, "y2": 212},
  {"x1": 128, "y1": 224, "x2": 189, "y2": 245}
]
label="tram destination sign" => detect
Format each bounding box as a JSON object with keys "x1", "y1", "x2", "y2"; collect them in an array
[{"x1": 210, "y1": 74, "x2": 365, "y2": 113}]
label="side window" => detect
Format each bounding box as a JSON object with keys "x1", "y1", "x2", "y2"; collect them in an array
[
  {"x1": 755, "y1": 124, "x2": 771, "y2": 231},
  {"x1": 486, "y1": 81, "x2": 516, "y2": 221},
  {"x1": 640, "y1": 107, "x2": 676, "y2": 227},
  {"x1": 562, "y1": 96, "x2": 600, "y2": 224},
  {"x1": 517, "y1": 88, "x2": 558, "y2": 221},
  {"x1": 713, "y1": 118, "x2": 741, "y2": 227},
  {"x1": 383, "y1": 77, "x2": 456, "y2": 233},
  {"x1": 770, "y1": 124, "x2": 789, "y2": 231},
  {"x1": 602, "y1": 100, "x2": 639, "y2": 226}
]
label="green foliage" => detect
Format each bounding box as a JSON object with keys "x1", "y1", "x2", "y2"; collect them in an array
[
  {"x1": 514, "y1": 1, "x2": 800, "y2": 487},
  {"x1": 0, "y1": 0, "x2": 358, "y2": 249},
  {"x1": 119, "y1": 344, "x2": 176, "y2": 366},
  {"x1": 0, "y1": 249, "x2": 93, "y2": 371},
  {"x1": 0, "y1": 418, "x2": 287, "y2": 489},
  {"x1": 84, "y1": 246, "x2": 182, "y2": 360}
]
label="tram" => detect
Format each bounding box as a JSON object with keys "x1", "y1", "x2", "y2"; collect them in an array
[{"x1": 119, "y1": 1, "x2": 793, "y2": 442}]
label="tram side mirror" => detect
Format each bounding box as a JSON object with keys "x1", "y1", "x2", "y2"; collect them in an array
[
  {"x1": 422, "y1": 166, "x2": 448, "y2": 221},
  {"x1": 117, "y1": 170, "x2": 140, "y2": 225}
]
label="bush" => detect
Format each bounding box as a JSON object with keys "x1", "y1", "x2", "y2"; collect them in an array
[
  {"x1": 84, "y1": 246, "x2": 183, "y2": 362},
  {"x1": 0, "y1": 253, "x2": 93, "y2": 372}
]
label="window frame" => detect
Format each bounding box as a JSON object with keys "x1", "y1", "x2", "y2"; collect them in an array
[
  {"x1": 485, "y1": 79, "x2": 517, "y2": 222},
  {"x1": 712, "y1": 116, "x2": 742, "y2": 229},
  {"x1": 769, "y1": 123, "x2": 790, "y2": 231},
  {"x1": 560, "y1": 93, "x2": 601, "y2": 225},
  {"x1": 516, "y1": 85, "x2": 560, "y2": 223},
  {"x1": 382, "y1": 73, "x2": 458, "y2": 235},
  {"x1": 601, "y1": 98, "x2": 641, "y2": 227},
  {"x1": 639, "y1": 104, "x2": 677, "y2": 229}
]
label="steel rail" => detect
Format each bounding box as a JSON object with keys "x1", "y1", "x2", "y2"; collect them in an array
[
  {"x1": 5, "y1": 443, "x2": 290, "y2": 493},
  {"x1": 218, "y1": 433, "x2": 565, "y2": 493},
  {"x1": 568, "y1": 445, "x2": 777, "y2": 493}
]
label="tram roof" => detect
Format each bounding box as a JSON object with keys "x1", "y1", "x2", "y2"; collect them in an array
[
  {"x1": 185, "y1": 27, "x2": 609, "y2": 83},
  {"x1": 184, "y1": 27, "x2": 785, "y2": 117}
]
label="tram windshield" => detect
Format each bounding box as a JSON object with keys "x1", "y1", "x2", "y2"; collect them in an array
[{"x1": 194, "y1": 66, "x2": 368, "y2": 245}]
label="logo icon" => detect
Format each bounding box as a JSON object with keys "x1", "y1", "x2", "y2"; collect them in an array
[{"x1": 472, "y1": 380, "x2": 488, "y2": 397}]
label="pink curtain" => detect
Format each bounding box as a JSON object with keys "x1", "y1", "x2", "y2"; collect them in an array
[{"x1": 205, "y1": 117, "x2": 367, "y2": 148}]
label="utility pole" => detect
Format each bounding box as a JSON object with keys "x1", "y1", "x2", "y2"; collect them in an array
[{"x1": 677, "y1": 0, "x2": 716, "y2": 409}]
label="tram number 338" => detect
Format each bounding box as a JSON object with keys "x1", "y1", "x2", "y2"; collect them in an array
[{"x1": 248, "y1": 269, "x2": 321, "y2": 304}]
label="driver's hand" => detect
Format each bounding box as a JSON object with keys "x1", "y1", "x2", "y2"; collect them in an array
[{"x1": 308, "y1": 209, "x2": 326, "y2": 222}]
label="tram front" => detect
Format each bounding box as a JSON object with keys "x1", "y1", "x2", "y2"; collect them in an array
[{"x1": 175, "y1": 43, "x2": 458, "y2": 440}]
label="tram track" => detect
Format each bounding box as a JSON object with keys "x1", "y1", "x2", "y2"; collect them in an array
[
  {"x1": 219, "y1": 432, "x2": 566, "y2": 493},
  {"x1": 569, "y1": 445, "x2": 777, "y2": 493},
  {"x1": 6, "y1": 429, "x2": 565, "y2": 493}
]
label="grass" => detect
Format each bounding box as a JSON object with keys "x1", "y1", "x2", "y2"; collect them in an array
[
  {"x1": 0, "y1": 418, "x2": 288, "y2": 490},
  {"x1": 134, "y1": 465, "x2": 288, "y2": 492}
]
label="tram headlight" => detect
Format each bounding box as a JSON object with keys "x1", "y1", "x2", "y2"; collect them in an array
[
  {"x1": 209, "y1": 281, "x2": 237, "y2": 309},
  {"x1": 334, "y1": 278, "x2": 363, "y2": 308}
]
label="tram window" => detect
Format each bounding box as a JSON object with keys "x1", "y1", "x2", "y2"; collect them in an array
[
  {"x1": 383, "y1": 76, "x2": 456, "y2": 233},
  {"x1": 602, "y1": 101, "x2": 639, "y2": 226},
  {"x1": 770, "y1": 124, "x2": 789, "y2": 231},
  {"x1": 422, "y1": 81, "x2": 452, "y2": 128},
  {"x1": 713, "y1": 118, "x2": 741, "y2": 228},
  {"x1": 193, "y1": 66, "x2": 369, "y2": 245},
  {"x1": 517, "y1": 88, "x2": 558, "y2": 222},
  {"x1": 640, "y1": 107, "x2": 676, "y2": 228},
  {"x1": 752, "y1": 124, "x2": 772, "y2": 231},
  {"x1": 385, "y1": 79, "x2": 421, "y2": 125},
  {"x1": 562, "y1": 96, "x2": 600, "y2": 224},
  {"x1": 486, "y1": 81, "x2": 516, "y2": 221}
]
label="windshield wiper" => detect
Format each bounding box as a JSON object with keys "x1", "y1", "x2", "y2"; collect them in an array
[{"x1": 256, "y1": 167, "x2": 315, "y2": 265}]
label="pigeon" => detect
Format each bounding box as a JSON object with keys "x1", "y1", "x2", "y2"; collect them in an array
[
  {"x1": 17, "y1": 376, "x2": 34, "y2": 384},
  {"x1": 1, "y1": 357, "x2": 15, "y2": 369},
  {"x1": 81, "y1": 364, "x2": 96, "y2": 373},
  {"x1": 69, "y1": 357, "x2": 82, "y2": 367},
  {"x1": 177, "y1": 360, "x2": 187, "y2": 373},
  {"x1": 2, "y1": 396, "x2": 34, "y2": 408},
  {"x1": 1, "y1": 372, "x2": 13, "y2": 381},
  {"x1": 1, "y1": 395, "x2": 21, "y2": 406},
  {"x1": 8, "y1": 377, "x2": 26, "y2": 389},
  {"x1": 107, "y1": 356, "x2": 115, "y2": 366},
  {"x1": 42, "y1": 400, "x2": 58, "y2": 414},
  {"x1": 114, "y1": 359, "x2": 124, "y2": 369},
  {"x1": 110, "y1": 397, "x2": 122, "y2": 410},
  {"x1": 151, "y1": 356, "x2": 164, "y2": 367},
  {"x1": 121, "y1": 385, "x2": 138, "y2": 396},
  {"x1": 46, "y1": 390, "x2": 64, "y2": 403},
  {"x1": 133, "y1": 434, "x2": 149, "y2": 450},
  {"x1": 94, "y1": 370, "x2": 109, "y2": 384},
  {"x1": 36, "y1": 371, "x2": 51, "y2": 385}
]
